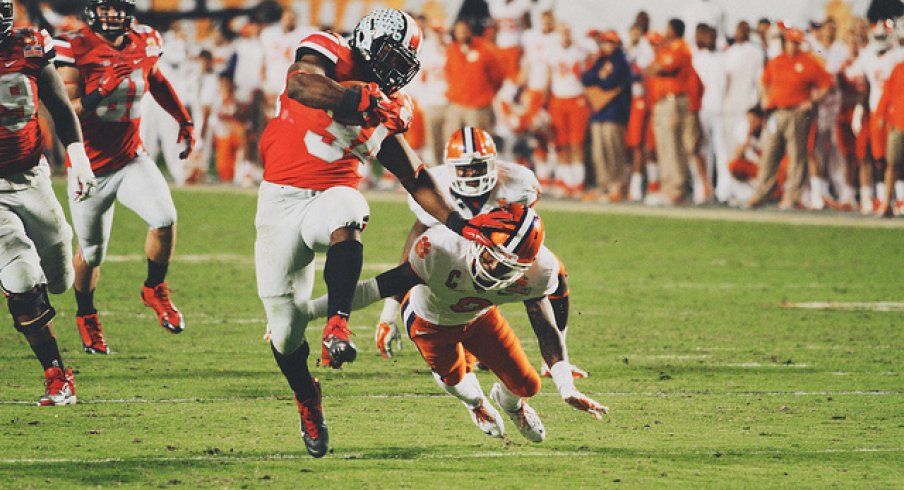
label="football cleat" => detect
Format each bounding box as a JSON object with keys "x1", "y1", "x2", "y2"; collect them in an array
[
  {"x1": 540, "y1": 362, "x2": 589, "y2": 379},
  {"x1": 76, "y1": 313, "x2": 108, "y2": 354},
  {"x1": 141, "y1": 283, "x2": 184, "y2": 334},
  {"x1": 295, "y1": 378, "x2": 329, "y2": 458},
  {"x1": 321, "y1": 315, "x2": 356, "y2": 368},
  {"x1": 466, "y1": 397, "x2": 504, "y2": 438},
  {"x1": 38, "y1": 367, "x2": 77, "y2": 406},
  {"x1": 490, "y1": 383, "x2": 545, "y2": 442},
  {"x1": 374, "y1": 321, "x2": 402, "y2": 359}
]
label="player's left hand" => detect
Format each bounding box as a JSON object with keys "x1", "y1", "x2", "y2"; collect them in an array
[
  {"x1": 374, "y1": 320, "x2": 402, "y2": 359},
  {"x1": 560, "y1": 387, "x2": 608, "y2": 421},
  {"x1": 177, "y1": 121, "x2": 195, "y2": 159},
  {"x1": 66, "y1": 142, "x2": 97, "y2": 202},
  {"x1": 461, "y1": 210, "x2": 517, "y2": 247}
]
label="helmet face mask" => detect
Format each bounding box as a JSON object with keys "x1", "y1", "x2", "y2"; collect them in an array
[
  {"x1": 445, "y1": 127, "x2": 499, "y2": 197},
  {"x1": 351, "y1": 9, "x2": 422, "y2": 94},
  {"x1": 468, "y1": 242, "x2": 530, "y2": 291},
  {"x1": 0, "y1": 0, "x2": 13, "y2": 44},
  {"x1": 85, "y1": 0, "x2": 136, "y2": 38}
]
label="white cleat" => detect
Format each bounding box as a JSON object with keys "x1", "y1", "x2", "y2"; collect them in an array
[
  {"x1": 490, "y1": 383, "x2": 545, "y2": 442},
  {"x1": 466, "y1": 397, "x2": 505, "y2": 438}
]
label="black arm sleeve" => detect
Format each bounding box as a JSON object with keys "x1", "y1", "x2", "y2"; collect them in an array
[
  {"x1": 374, "y1": 262, "x2": 423, "y2": 299},
  {"x1": 36, "y1": 64, "x2": 82, "y2": 147}
]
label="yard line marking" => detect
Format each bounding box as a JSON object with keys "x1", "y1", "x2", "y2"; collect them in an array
[
  {"x1": 103, "y1": 254, "x2": 396, "y2": 271},
  {"x1": 0, "y1": 390, "x2": 899, "y2": 406},
  {"x1": 1, "y1": 447, "x2": 902, "y2": 465},
  {"x1": 780, "y1": 301, "x2": 904, "y2": 312}
]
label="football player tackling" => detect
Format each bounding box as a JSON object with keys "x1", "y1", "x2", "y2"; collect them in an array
[
  {"x1": 55, "y1": 0, "x2": 195, "y2": 353},
  {"x1": 374, "y1": 127, "x2": 587, "y2": 379},
  {"x1": 0, "y1": 0, "x2": 97, "y2": 405},
  {"x1": 305, "y1": 204, "x2": 607, "y2": 441},
  {"x1": 256, "y1": 9, "x2": 511, "y2": 457}
]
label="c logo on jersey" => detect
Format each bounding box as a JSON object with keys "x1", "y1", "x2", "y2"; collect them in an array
[{"x1": 415, "y1": 236, "x2": 431, "y2": 259}]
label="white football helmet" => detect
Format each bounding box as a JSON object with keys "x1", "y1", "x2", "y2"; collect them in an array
[
  {"x1": 350, "y1": 9, "x2": 422, "y2": 94},
  {"x1": 445, "y1": 127, "x2": 499, "y2": 197}
]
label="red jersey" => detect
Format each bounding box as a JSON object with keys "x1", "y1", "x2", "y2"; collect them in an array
[
  {"x1": 259, "y1": 31, "x2": 411, "y2": 190},
  {"x1": 55, "y1": 25, "x2": 163, "y2": 174},
  {"x1": 0, "y1": 28, "x2": 55, "y2": 177}
]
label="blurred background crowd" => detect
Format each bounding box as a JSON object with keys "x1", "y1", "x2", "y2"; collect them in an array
[{"x1": 14, "y1": 0, "x2": 904, "y2": 216}]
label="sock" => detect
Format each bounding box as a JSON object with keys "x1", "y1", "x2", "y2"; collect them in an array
[
  {"x1": 30, "y1": 333, "x2": 64, "y2": 371},
  {"x1": 896, "y1": 180, "x2": 904, "y2": 201},
  {"x1": 145, "y1": 259, "x2": 169, "y2": 288},
  {"x1": 324, "y1": 240, "x2": 364, "y2": 319},
  {"x1": 573, "y1": 163, "x2": 585, "y2": 191},
  {"x1": 877, "y1": 182, "x2": 887, "y2": 203},
  {"x1": 74, "y1": 289, "x2": 96, "y2": 316},
  {"x1": 434, "y1": 371, "x2": 484, "y2": 408},
  {"x1": 492, "y1": 382, "x2": 523, "y2": 412},
  {"x1": 861, "y1": 185, "x2": 873, "y2": 212},
  {"x1": 271, "y1": 341, "x2": 318, "y2": 402},
  {"x1": 646, "y1": 162, "x2": 660, "y2": 188},
  {"x1": 379, "y1": 297, "x2": 401, "y2": 324}
]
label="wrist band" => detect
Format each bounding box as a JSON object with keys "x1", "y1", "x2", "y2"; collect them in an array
[{"x1": 445, "y1": 211, "x2": 466, "y2": 234}]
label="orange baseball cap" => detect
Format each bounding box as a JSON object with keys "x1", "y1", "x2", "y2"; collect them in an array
[
  {"x1": 784, "y1": 27, "x2": 804, "y2": 43},
  {"x1": 598, "y1": 30, "x2": 621, "y2": 44}
]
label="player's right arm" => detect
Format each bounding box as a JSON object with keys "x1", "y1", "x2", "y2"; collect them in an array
[
  {"x1": 38, "y1": 62, "x2": 95, "y2": 200},
  {"x1": 284, "y1": 54, "x2": 384, "y2": 126}
]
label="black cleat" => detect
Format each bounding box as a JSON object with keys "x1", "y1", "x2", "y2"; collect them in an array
[{"x1": 295, "y1": 379, "x2": 329, "y2": 458}]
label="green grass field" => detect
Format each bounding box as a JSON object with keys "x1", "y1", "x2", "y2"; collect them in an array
[{"x1": 1, "y1": 184, "x2": 902, "y2": 489}]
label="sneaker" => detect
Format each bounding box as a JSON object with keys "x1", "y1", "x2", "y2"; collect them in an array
[
  {"x1": 295, "y1": 379, "x2": 329, "y2": 458},
  {"x1": 466, "y1": 397, "x2": 504, "y2": 438},
  {"x1": 38, "y1": 367, "x2": 76, "y2": 406},
  {"x1": 490, "y1": 383, "x2": 545, "y2": 443},
  {"x1": 321, "y1": 315, "x2": 356, "y2": 368},
  {"x1": 76, "y1": 313, "x2": 108, "y2": 354},
  {"x1": 374, "y1": 321, "x2": 401, "y2": 359},
  {"x1": 141, "y1": 283, "x2": 184, "y2": 333}
]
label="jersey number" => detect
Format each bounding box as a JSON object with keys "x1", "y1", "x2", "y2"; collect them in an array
[
  {"x1": 450, "y1": 297, "x2": 493, "y2": 313},
  {"x1": 96, "y1": 68, "x2": 145, "y2": 122},
  {"x1": 0, "y1": 72, "x2": 36, "y2": 132},
  {"x1": 304, "y1": 120, "x2": 389, "y2": 163}
]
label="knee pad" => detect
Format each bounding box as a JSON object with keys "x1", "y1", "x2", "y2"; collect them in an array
[
  {"x1": 264, "y1": 296, "x2": 309, "y2": 355},
  {"x1": 8, "y1": 285, "x2": 55, "y2": 334}
]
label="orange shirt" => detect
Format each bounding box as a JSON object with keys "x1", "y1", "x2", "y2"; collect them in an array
[
  {"x1": 445, "y1": 37, "x2": 504, "y2": 108},
  {"x1": 876, "y1": 61, "x2": 904, "y2": 132},
  {"x1": 648, "y1": 39, "x2": 693, "y2": 103},
  {"x1": 762, "y1": 52, "x2": 833, "y2": 109}
]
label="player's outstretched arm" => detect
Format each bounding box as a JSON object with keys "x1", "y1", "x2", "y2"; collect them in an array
[
  {"x1": 305, "y1": 263, "x2": 424, "y2": 320},
  {"x1": 37, "y1": 64, "x2": 95, "y2": 201},
  {"x1": 147, "y1": 65, "x2": 194, "y2": 158},
  {"x1": 524, "y1": 297, "x2": 608, "y2": 420}
]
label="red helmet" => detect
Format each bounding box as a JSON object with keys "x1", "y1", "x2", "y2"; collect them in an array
[
  {"x1": 444, "y1": 127, "x2": 498, "y2": 197},
  {"x1": 467, "y1": 203, "x2": 545, "y2": 290}
]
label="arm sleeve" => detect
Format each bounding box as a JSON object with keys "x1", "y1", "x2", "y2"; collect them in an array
[{"x1": 147, "y1": 67, "x2": 192, "y2": 125}]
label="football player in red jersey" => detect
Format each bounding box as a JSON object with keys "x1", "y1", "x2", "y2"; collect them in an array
[
  {"x1": 54, "y1": 0, "x2": 195, "y2": 353},
  {"x1": 0, "y1": 0, "x2": 97, "y2": 405},
  {"x1": 256, "y1": 8, "x2": 511, "y2": 457}
]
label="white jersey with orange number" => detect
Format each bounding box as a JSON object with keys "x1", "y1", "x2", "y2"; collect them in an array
[
  {"x1": 407, "y1": 160, "x2": 541, "y2": 227},
  {"x1": 521, "y1": 29, "x2": 558, "y2": 91},
  {"x1": 488, "y1": 0, "x2": 532, "y2": 49},
  {"x1": 549, "y1": 43, "x2": 588, "y2": 98},
  {"x1": 406, "y1": 226, "x2": 558, "y2": 325}
]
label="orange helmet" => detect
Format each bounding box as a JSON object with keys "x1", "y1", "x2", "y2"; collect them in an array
[
  {"x1": 444, "y1": 127, "x2": 498, "y2": 197},
  {"x1": 467, "y1": 203, "x2": 545, "y2": 290}
]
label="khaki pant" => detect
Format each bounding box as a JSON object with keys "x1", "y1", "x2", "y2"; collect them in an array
[
  {"x1": 751, "y1": 108, "x2": 811, "y2": 204},
  {"x1": 443, "y1": 104, "x2": 494, "y2": 146},
  {"x1": 590, "y1": 121, "x2": 627, "y2": 193},
  {"x1": 653, "y1": 95, "x2": 689, "y2": 200},
  {"x1": 422, "y1": 104, "x2": 448, "y2": 167},
  {"x1": 886, "y1": 127, "x2": 904, "y2": 172}
]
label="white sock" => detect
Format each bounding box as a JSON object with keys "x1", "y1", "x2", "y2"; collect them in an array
[
  {"x1": 878, "y1": 182, "x2": 887, "y2": 203},
  {"x1": 629, "y1": 172, "x2": 643, "y2": 199},
  {"x1": 810, "y1": 176, "x2": 826, "y2": 207},
  {"x1": 492, "y1": 382, "x2": 523, "y2": 412},
  {"x1": 646, "y1": 162, "x2": 660, "y2": 184},
  {"x1": 896, "y1": 180, "x2": 904, "y2": 201},
  {"x1": 573, "y1": 163, "x2": 585, "y2": 190},
  {"x1": 434, "y1": 371, "x2": 484, "y2": 408},
  {"x1": 861, "y1": 185, "x2": 873, "y2": 211},
  {"x1": 379, "y1": 297, "x2": 400, "y2": 324}
]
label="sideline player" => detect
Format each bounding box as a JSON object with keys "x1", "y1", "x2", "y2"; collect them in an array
[
  {"x1": 306, "y1": 204, "x2": 607, "y2": 441},
  {"x1": 55, "y1": 0, "x2": 196, "y2": 354},
  {"x1": 256, "y1": 9, "x2": 512, "y2": 458},
  {"x1": 373, "y1": 127, "x2": 587, "y2": 379},
  {"x1": 0, "y1": 0, "x2": 97, "y2": 405}
]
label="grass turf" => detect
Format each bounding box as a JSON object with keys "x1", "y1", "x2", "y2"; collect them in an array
[{"x1": 0, "y1": 184, "x2": 901, "y2": 489}]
